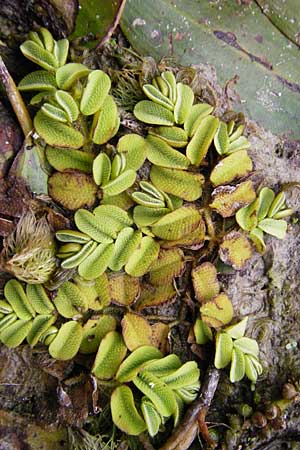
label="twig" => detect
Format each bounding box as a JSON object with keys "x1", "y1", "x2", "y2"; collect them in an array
[
  {"x1": 96, "y1": 0, "x2": 127, "y2": 49},
  {"x1": 0, "y1": 56, "x2": 33, "y2": 139},
  {"x1": 160, "y1": 365, "x2": 220, "y2": 450}
]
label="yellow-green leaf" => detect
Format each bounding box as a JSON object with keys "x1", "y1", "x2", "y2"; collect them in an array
[
  {"x1": 92, "y1": 331, "x2": 127, "y2": 379},
  {"x1": 150, "y1": 166, "x2": 204, "y2": 201},
  {"x1": 48, "y1": 321, "x2": 83, "y2": 360},
  {"x1": 200, "y1": 293, "x2": 234, "y2": 328},
  {"x1": 192, "y1": 262, "x2": 220, "y2": 303},
  {"x1": 151, "y1": 206, "x2": 201, "y2": 240},
  {"x1": 122, "y1": 312, "x2": 152, "y2": 351},
  {"x1": 111, "y1": 386, "x2": 147, "y2": 435}
]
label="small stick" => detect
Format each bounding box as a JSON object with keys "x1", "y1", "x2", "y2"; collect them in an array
[
  {"x1": 0, "y1": 56, "x2": 33, "y2": 139},
  {"x1": 160, "y1": 365, "x2": 220, "y2": 450},
  {"x1": 96, "y1": 0, "x2": 127, "y2": 49}
]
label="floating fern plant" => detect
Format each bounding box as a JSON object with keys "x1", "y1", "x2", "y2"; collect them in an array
[{"x1": 0, "y1": 27, "x2": 294, "y2": 443}]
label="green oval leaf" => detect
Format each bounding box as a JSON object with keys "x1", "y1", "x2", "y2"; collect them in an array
[
  {"x1": 233, "y1": 337, "x2": 259, "y2": 358},
  {"x1": 258, "y1": 218, "x2": 287, "y2": 239},
  {"x1": 134, "y1": 100, "x2": 174, "y2": 125},
  {"x1": 184, "y1": 103, "x2": 214, "y2": 137},
  {"x1": 26, "y1": 284, "x2": 54, "y2": 315},
  {"x1": 143, "y1": 84, "x2": 174, "y2": 110},
  {"x1": 4, "y1": 279, "x2": 35, "y2": 320},
  {"x1": 186, "y1": 115, "x2": 219, "y2": 166},
  {"x1": 56, "y1": 63, "x2": 90, "y2": 90},
  {"x1": 34, "y1": 110, "x2": 84, "y2": 148},
  {"x1": 141, "y1": 398, "x2": 162, "y2": 437},
  {"x1": 93, "y1": 152, "x2": 112, "y2": 186},
  {"x1": 230, "y1": 348, "x2": 246, "y2": 383},
  {"x1": 146, "y1": 135, "x2": 190, "y2": 169},
  {"x1": 80, "y1": 70, "x2": 111, "y2": 115},
  {"x1": 48, "y1": 321, "x2": 83, "y2": 360},
  {"x1": 102, "y1": 170, "x2": 136, "y2": 196},
  {"x1": 91, "y1": 95, "x2": 120, "y2": 145},
  {"x1": 0, "y1": 319, "x2": 33, "y2": 348},
  {"x1": 74, "y1": 209, "x2": 115, "y2": 242},
  {"x1": 78, "y1": 242, "x2": 114, "y2": 280},
  {"x1": 41, "y1": 103, "x2": 68, "y2": 123},
  {"x1": 27, "y1": 315, "x2": 56, "y2": 347},
  {"x1": 133, "y1": 371, "x2": 177, "y2": 417},
  {"x1": 55, "y1": 90, "x2": 79, "y2": 122},
  {"x1": 109, "y1": 227, "x2": 142, "y2": 271},
  {"x1": 117, "y1": 134, "x2": 148, "y2": 171},
  {"x1": 20, "y1": 41, "x2": 57, "y2": 71},
  {"x1": 116, "y1": 345, "x2": 163, "y2": 382},
  {"x1": 150, "y1": 165, "x2": 204, "y2": 201},
  {"x1": 18, "y1": 70, "x2": 57, "y2": 91},
  {"x1": 151, "y1": 206, "x2": 201, "y2": 240},
  {"x1": 125, "y1": 236, "x2": 160, "y2": 277},
  {"x1": 111, "y1": 386, "x2": 147, "y2": 435},
  {"x1": 174, "y1": 82, "x2": 194, "y2": 124},
  {"x1": 92, "y1": 330, "x2": 127, "y2": 379},
  {"x1": 210, "y1": 150, "x2": 253, "y2": 186},
  {"x1": 214, "y1": 332, "x2": 233, "y2": 369},
  {"x1": 46, "y1": 146, "x2": 93, "y2": 173},
  {"x1": 149, "y1": 126, "x2": 188, "y2": 148}
]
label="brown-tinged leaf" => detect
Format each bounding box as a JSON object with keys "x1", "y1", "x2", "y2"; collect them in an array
[
  {"x1": 136, "y1": 283, "x2": 176, "y2": 311},
  {"x1": 121, "y1": 312, "x2": 152, "y2": 351},
  {"x1": 160, "y1": 219, "x2": 206, "y2": 249},
  {"x1": 48, "y1": 171, "x2": 97, "y2": 210},
  {"x1": 219, "y1": 231, "x2": 253, "y2": 270},
  {"x1": 79, "y1": 315, "x2": 117, "y2": 354},
  {"x1": 150, "y1": 322, "x2": 170, "y2": 354},
  {"x1": 148, "y1": 248, "x2": 185, "y2": 285},
  {"x1": 192, "y1": 262, "x2": 220, "y2": 303},
  {"x1": 210, "y1": 180, "x2": 256, "y2": 218},
  {"x1": 151, "y1": 206, "x2": 201, "y2": 240},
  {"x1": 109, "y1": 272, "x2": 140, "y2": 306},
  {"x1": 76, "y1": 273, "x2": 111, "y2": 310},
  {"x1": 210, "y1": 150, "x2": 253, "y2": 186},
  {"x1": 200, "y1": 293, "x2": 234, "y2": 328}
]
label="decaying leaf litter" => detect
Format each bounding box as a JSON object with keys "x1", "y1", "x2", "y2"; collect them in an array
[{"x1": 0, "y1": 0, "x2": 297, "y2": 448}]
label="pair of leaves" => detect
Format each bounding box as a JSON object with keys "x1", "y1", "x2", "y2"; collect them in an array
[
  {"x1": 93, "y1": 152, "x2": 136, "y2": 195},
  {"x1": 57, "y1": 206, "x2": 160, "y2": 278},
  {"x1": 236, "y1": 188, "x2": 292, "y2": 252},
  {"x1": 214, "y1": 318, "x2": 263, "y2": 383},
  {"x1": 214, "y1": 121, "x2": 250, "y2": 156},
  {"x1": 0, "y1": 279, "x2": 82, "y2": 354},
  {"x1": 20, "y1": 28, "x2": 69, "y2": 72}
]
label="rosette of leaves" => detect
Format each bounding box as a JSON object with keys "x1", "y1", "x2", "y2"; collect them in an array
[
  {"x1": 18, "y1": 28, "x2": 119, "y2": 149},
  {"x1": 214, "y1": 317, "x2": 263, "y2": 384},
  {"x1": 0, "y1": 277, "x2": 119, "y2": 361},
  {"x1": 17, "y1": 28, "x2": 120, "y2": 209},
  {"x1": 91, "y1": 330, "x2": 200, "y2": 436},
  {"x1": 133, "y1": 70, "x2": 253, "y2": 188},
  {"x1": 131, "y1": 181, "x2": 183, "y2": 227},
  {"x1": 0, "y1": 278, "x2": 83, "y2": 359},
  {"x1": 236, "y1": 188, "x2": 293, "y2": 253},
  {"x1": 56, "y1": 205, "x2": 159, "y2": 279}
]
